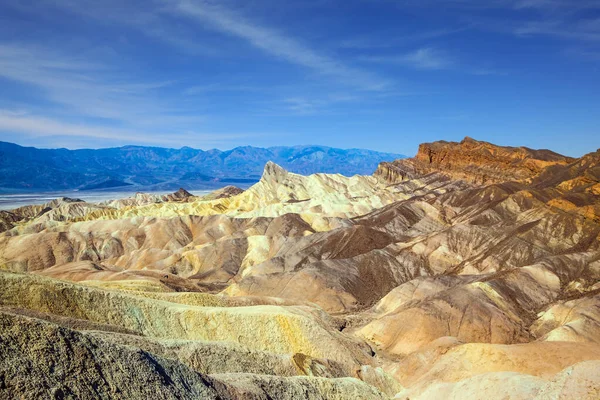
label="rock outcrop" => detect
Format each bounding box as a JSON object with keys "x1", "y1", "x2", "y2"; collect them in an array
[
  {"x1": 162, "y1": 188, "x2": 195, "y2": 202},
  {"x1": 0, "y1": 210, "x2": 20, "y2": 232},
  {"x1": 375, "y1": 136, "x2": 573, "y2": 185},
  {"x1": 201, "y1": 185, "x2": 244, "y2": 200}
]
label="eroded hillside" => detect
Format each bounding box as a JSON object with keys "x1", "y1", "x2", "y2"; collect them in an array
[{"x1": 1, "y1": 137, "x2": 599, "y2": 399}]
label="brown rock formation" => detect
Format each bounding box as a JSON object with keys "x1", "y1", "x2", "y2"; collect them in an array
[
  {"x1": 162, "y1": 188, "x2": 195, "y2": 202},
  {"x1": 0, "y1": 210, "x2": 20, "y2": 232},
  {"x1": 375, "y1": 136, "x2": 573, "y2": 185},
  {"x1": 201, "y1": 185, "x2": 244, "y2": 200}
]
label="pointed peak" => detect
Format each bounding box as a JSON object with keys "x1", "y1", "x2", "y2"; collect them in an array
[
  {"x1": 460, "y1": 136, "x2": 479, "y2": 145},
  {"x1": 175, "y1": 188, "x2": 193, "y2": 196},
  {"x1": 262, "y1": 161, "x2": 289, "y2": 182},
  {"x1": 161, "y1": 187, "x2": 194, "y2": 202},
  {"x1": 169, "y1": 188, "x2": 193, "y2": 200}
]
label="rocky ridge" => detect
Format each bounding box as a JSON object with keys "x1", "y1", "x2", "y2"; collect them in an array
[
  {"x1": 375, "y1": 136, "x2": 573, "y2": 185},
  {"x1": 1, "y1": 137, "x2": 599, "y2": 399}
]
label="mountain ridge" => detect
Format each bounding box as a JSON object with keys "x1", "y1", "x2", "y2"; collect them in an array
[
  {"x1": 374, "y1": 136, "x2": 575, "y2": 185},
  {"x1": 0, "y1": 141, "x2": 405, "y2": 192}
]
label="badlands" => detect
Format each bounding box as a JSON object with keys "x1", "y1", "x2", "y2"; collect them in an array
[{"x1": 1, "y1": 137, "x2": 599, "y2": 399}]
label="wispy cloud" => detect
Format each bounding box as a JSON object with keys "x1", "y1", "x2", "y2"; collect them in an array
[
  {"x1": 17, "y1": 0, "x2": 219, "y2": 56},
  {"x1": 0, "y1": 43, "x2": 201, "y2": 126},
  {"x1": 0, "y1": 109, "x2": 264, "y2": 148},
  {"x1": 396, "y1": 47, "x2": 454, "y2": 70},
  {"x1": 282, "y1": 98, "x2": 320, "y2": 115},
  {"x1": 245, "y1": 91, "x2": 367, "y2": 117},
  {"x1": 512, "y1": 0, "x2": 600, "y2": 10},
  {"x1": 394, "y1": 0, "x2": 600, "y2": 43},
  {"x1": 513, "y1": 19, "x2": 600, "y2": 42},
  {"x1": 3, "y1": 0, "x2": 399, "y2": 125},
  {"x1": 280, "y1": 94, "x2": 361, "y2": 115},
  {"x1": 416, "y1": 0, "x2": 600, "y2": 42},
  {"x1": 168, "y1": 0, "x2": 390, "y2": 91},
  {"x1": 564, "y1": 46, "x2": 600, "y2": 61},
  {"x1": 395, "y1": 0, "x2": 600, "y2": 11},
  {"x1": 0, "y1": 43, "x2": 244, "y2": 148},
  {"x1": 0, "y1": 110, "x2": 165, "y2": 144},
  {"x1": 359, "y1": 47, "x2": 508, "y2": 75},
  {"x1": 361, "y1": 47, "x2": 454, "y2": 70},
  {"x1": 338, "y1": 27, "x2": 469, "y2": 50},
  {"x1": 183, "y1": 83, "x2": 260, "y2": 95}
]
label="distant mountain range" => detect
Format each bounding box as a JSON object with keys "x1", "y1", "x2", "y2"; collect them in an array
[{"x1": 0, "y1": 141, "x2": 405, "y2": 192}]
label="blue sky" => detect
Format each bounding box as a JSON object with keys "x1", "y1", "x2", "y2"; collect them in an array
[{"x1": 0, "y1": 0, "x2": 599, "y2": 157}]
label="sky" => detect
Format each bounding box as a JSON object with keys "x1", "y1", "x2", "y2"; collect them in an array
[{"x1": 0, "y1": 0, "x2": 599, "y2": 157}]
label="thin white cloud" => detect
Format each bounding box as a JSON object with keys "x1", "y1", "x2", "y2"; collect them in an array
[
  {"x1": 250, "y1": 92, "x2": 364, "y2": 117},
  {"x1": 168, "y1": 0, "x2": 390, "y2": 91},
  {"x1": 183, "y1": 83, "x2": 260, "y2": 95},
  {"x1": 565, "y1": 47, "x2": 600, "y2": 61},
  {"x1": 0, "y1": 110, "x2": 261, "y2": 147},
  {"x1": 399, "y1": 48, "x2": 454, "y2": 70},
  {"x1": 0, "y1": 43, "x2": 236, "y2": 147},
  {"x1": 408, "y1": 0, "x2": 600, "y2": 42},
  {"x1": 394, "y1": 0, "x2": 600, "y2": 43},
  {"x1": 513, "y1": 19, "x2": 600, "y2": 41},
  {"x1": 282, "y1": 98, "x2": 319, "y2": 115},
  {"x1": 0, "y1": 111, "x2": 160, "y2": 143},
  {"x1": 338, "y1": 27, "x2": 469, "y2": 50},
  {"x1": 396, "y1": 0, "x2": 600, "y2": 10},
  {"x1": 361, "y1": 47, "x2": 454, "y2": 70},
  {"x1": 359, "y1": 47, "x2": 508, "y2": 75},
  {"x1": 15, "y1": 0, "x2": 220, "y2": 56},
  {"x1": 0, "y1": 43, "x2": 201, "y2": 126},
  {"x1": 512, "y1": 0, "x2": 600, "y2": 9}
]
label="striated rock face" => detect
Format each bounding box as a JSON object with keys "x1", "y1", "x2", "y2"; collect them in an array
[
  {"x1": 1, "y1": 137, "x2": 599, "y2": 399},
  {"x1": 0, "y1": 309, "x2": 388, "y2": 400},
  {"x1": 0, "y1": 271, "x2": 391, "y2": 399},
  {"x1": 0, "y1": 197, "x2": 107, "y2": 232},
  {"x1": 0, "y1": 210, "x2": 20, "y2": 232},
  {"x1": 103, "y1": 188, "x2": 198, "y2": 209},
  {"x1": 375, "y1": 136, "x2": 573, "y2": 185},
  {"x1": 201, "y1": 185, "x2": 244, "y2": 200},
  {"x1": 162, "y1": 188, "x2": 195, "y2": 202},
  {"x1": 0, "y1": 310, "x2": 221, "y2": 400}
]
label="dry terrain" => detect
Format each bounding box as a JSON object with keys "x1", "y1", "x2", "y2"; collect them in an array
[{"x1": 1, "y1": 137, "x2": 599, "y2": 399}]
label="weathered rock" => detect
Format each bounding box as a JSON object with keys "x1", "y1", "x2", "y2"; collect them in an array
[
  {"x1": 375, "y1": 136, "x2": 572, "y2": 185},
  {"x1": 1, "y1": 137, "x2": 599, "y2": 398},
  {"x1": 0, "y1": 310, "x2": 390, "y2": 400},
  {"x1": 201, "y1": 185, "x2": 244, "y2": 200},
  {"x1": 0, "y1": 310, "x2": 221, "y2": 400}
]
